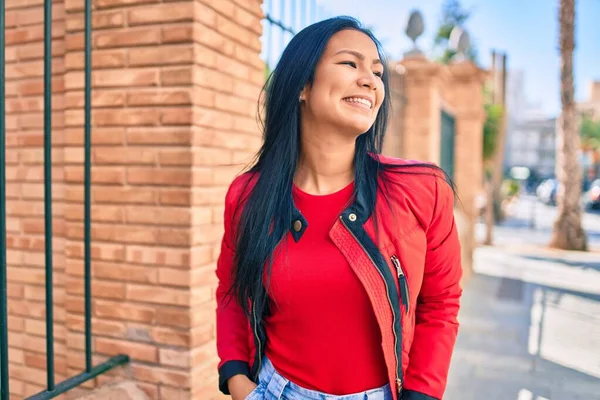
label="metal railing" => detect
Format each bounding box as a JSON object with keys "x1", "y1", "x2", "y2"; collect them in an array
[
  {"x1": 261, "y1": 0, "x2": 327, "y2": 70},
  {"x1": 0, "y1": 1, "x2": 129, "y2": 399}
]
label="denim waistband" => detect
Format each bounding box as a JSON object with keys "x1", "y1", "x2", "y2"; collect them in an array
[{"x1": 257, "y1": 357, "x2": 393, "y2": 400}]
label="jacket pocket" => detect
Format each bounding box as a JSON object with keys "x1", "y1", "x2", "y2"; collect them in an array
[{"x1": 391, "y1": 254, "x2": 410, "y2": 314}]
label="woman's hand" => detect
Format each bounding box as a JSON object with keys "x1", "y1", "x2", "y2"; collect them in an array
[{"x1": 228, "y1": 374, "x2": 258, "y2": 400}]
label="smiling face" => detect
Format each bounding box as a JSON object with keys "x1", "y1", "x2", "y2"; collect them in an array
[{"x1": 299, "y1": 29, "x2": 385, "y2": 136}]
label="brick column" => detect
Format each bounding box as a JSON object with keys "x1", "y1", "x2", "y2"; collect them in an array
[
  {"x1": 189, "y1": 1, "x2": 264, "y2": 397},
  {"x1": 446, "y1": 61, "x2": 486, "y2": 280},
  {"x1": 397, "y1": 55, "x2": 448, "y2": 163},
  {"x1": 60, "y1": 1, "x2": 264, "y2": 399},
  {"x1": 4, "y1": 0, "x2": 67, "y2": 398}
]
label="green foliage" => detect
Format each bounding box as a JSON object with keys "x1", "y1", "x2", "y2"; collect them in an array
[
  {"x1": 433, "y1": 0, "x2": 478, "y2": 64},
  {"x1": 483, "y1": 103, "x2": 503, "y2": 162},
  {"x1": 580, "y1": 115, "x2": 600, "y2": 150},
  {"x1": 501, "y1": 178, "x2": 521, "y2": 198},
  {"x1": 264, "y1": 63, "x2": 272, "y2": 80}
]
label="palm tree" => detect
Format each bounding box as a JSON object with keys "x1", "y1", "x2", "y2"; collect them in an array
[{"x1": 550, "y1": 0, "x2": 587, "y2": 250}]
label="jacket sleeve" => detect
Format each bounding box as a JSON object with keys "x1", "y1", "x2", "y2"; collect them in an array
[
  {"x1": 403, "y1": 174, "x2": 463, "y2": 400},
  {"x1": 216, "y1": 183, "x2": 251, "y2": 394}
]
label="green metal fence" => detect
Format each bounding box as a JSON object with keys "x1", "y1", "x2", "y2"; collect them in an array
[
  {"x1": 0, "y1": 1, "x2": 129, "y2": 399},
  {"x1": 262, "y1": 0, "x2": 326, "y2": 70},
  {"x1": 440, "y1": 110, "x2": 456, "y2": 181}
]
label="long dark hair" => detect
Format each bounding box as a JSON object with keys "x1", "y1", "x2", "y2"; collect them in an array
[{"x1": 231, "y1": 16, "x2": 453, "y2": 317}]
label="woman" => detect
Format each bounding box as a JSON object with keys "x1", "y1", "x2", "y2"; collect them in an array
[{"x1": 216, "y1": 16, "x2": 462, "y2": 400}]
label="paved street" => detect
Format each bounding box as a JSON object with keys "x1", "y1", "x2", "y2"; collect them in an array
[{"x1": 445, "y1": 196, "x2": 600, "y2": 400}]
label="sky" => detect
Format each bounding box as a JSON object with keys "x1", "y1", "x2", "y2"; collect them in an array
[{"x1": 263, "y1": 0, "x2": 600, "y2": 118}]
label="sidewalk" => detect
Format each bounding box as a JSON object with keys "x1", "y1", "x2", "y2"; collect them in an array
[{"x1": 444, "y1": 210, "x2": 600, "y2": 399}]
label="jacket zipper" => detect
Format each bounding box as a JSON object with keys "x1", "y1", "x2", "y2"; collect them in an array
[
  {"x1": 251, "y1": 234, "x2": 285, "y2": 381},
  {"x1": 391, "y1": 255, "x2": 410, "y2": 314},
  {"x1": 339, "y1": 216, "x2": 402, "y2": 395},
  {"x1": 252, "y1": 301, "x2": 262, "y2": 381}
]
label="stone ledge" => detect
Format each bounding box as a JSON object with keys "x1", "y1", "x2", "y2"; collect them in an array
[{"x1": 75, "y1": 382, "x2": 149, "y2": 400}]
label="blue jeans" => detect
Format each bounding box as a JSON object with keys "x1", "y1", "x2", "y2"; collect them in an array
[{"x1": 246, "y1": 357, "x2": 393, "y2": 400}]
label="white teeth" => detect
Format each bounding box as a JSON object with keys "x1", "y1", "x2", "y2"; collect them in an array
[{"x1": 343, "y1": 97, "x2": 372, "y2": 109}]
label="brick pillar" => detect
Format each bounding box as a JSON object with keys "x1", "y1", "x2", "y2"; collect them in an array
[
  {"x1": 4, "y1": 0, "x2": 67, "y2": 398},
  {"x1": 59, "y1": 1, "x2": 264, "y2": 399},
  {"x1": 397, "y1": 55, "x2": 447, "y2": 163},
  {"x1": 189, "y1": 1, "x2": 264, "y2": 397},
  {"x1": 446, "y1": 61, "x2": 486, "y2": 280}
]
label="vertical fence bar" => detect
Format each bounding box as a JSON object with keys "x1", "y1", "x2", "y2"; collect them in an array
[
  {"x1": 0, "y1": 0, "x2": 10, "y2": 396},
  {"x1": 265, "y1": 0, "x2": 273, "y2": 71},
  {"x1": 83, "y1": 0, "x2": 93, "y2": 373},
  {"x1": 279, "y1": 0, "x2": 285, "y2": 57},
  {"x1": 43, "y1": 0, "x2": 55, "y2": 392},
  {"x1": 300, "y1": 0, "x2": 306, "y2": 29},
  {"x1": 291, "y1": 0, "x2": 296, "y2": 33}
]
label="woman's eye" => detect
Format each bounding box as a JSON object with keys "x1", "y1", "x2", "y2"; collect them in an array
[
  {"x1": 374, "y1": 72, "x2": 384, "y2": 78},
  {"x1": 341, "y1": 61, "x2": 357, "y2": 68}
]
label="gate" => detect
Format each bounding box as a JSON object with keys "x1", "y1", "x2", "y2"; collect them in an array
[
  {"x1": 440, "y1": 109, "x2": 456, "y2": 180},
  {"x1": 0, "y1": 1, "x2": 129, "y2": 399}
]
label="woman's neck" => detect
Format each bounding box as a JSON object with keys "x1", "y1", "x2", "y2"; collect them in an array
[{"x1": 294, "y1": 133, "x2": 355, "y2": 196}]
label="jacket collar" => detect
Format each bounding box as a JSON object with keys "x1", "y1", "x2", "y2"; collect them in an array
[{"x1": 289, "y1": 176, "x2": 372, "y2": 242}]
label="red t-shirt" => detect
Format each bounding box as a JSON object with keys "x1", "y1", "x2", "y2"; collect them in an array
[{"x1": 264, "y1": 181, "x2": 388, "y2": 395}]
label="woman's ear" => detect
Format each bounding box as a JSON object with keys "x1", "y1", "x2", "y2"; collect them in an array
[{"x1": 299, "y1": 87, "x2": 307, "y2": 102}]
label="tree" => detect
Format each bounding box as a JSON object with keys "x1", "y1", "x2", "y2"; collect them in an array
[
  {"x1": 549, "y1": 0, "x2": 587, "y2": 250},
  {"x1": 433, "y1": 0, "x2": 478, "y2": 64},
  {"x1": 482, "y1": 85, "x2": 504, "y2": 245},
  {"x1": 580, "y1": 115, "x2": 600, "y2": 150}
]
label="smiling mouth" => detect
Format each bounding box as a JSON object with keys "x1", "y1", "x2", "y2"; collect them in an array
[{"x1": 342, "y1": 97, "x2": 373, "y2": 110}]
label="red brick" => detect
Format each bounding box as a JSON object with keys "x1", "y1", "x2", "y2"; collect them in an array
[
  {"x1": 93, "y1": 69, "x2": 159, "y2": 88},
  {"x1": 155, "y1": 307, "x2": 191, "y2": 329},
  {"x1": 158, "y1": 268, "x2": 190, "y2": 287},
  {"x1": 159, "y1": 348, "x2": 189, "y2": 368},
  {"x1": 126, "y1": 284, "x2": 189, "y2": 306},
  {"x1": 159, "y1": 387, "x2": 190, "y2": 400},
  {"x1": 66, "y1": 10, "x2": 125, "y2": 32},
  {"x1": 67, "y1": 277, "x2": 126, "y2": 300},
  {"x1": 160, "y1": 108, "x2": 193, "y2": 126},
  {"x1": 65, "y1": 50, "x2": 126, "y2": 71},
  {"x1": 161, "y1": 25, "x2": 193, "y2": 43},
  {"x1": 160, "y1": 67, "x2": 192, "y2": 86},
  {"x1": 94, "y1": 300, "x2": 156, "y2": 323},
  {"x1": 96, "y1": 338, "x2": 157, "y2": 363},
  {"x1": 93, "y1": 187, "x2": 156, "y2": 205},
  {"x1": 125, "y1": 245, "x2": 190, "y2": 268},
  {"x1": 234, "y1": 4, "x2": 262, "y2": 35},
  {"x1": 128, "y1": 44, "x2": 193, "y2": 67},
  {"x1": 65, "y1": 90, "x2": 126, "y2": 109},
  {"x1": 157, "y1": 149, "x2": 192, "y2": 166},
  {"x1": 95, "y1": 28, "x2": 161, "y2": 49},
  {"x1": 126, "y1": 89, "x2": 192, "y2": 106},
  {"x1": 5, "y1": 26, "x2": 44, "y2": 46},
  {"x1": 125, "y1": 206, "x2": 191, "y2": 226},
  {"x1": 159, "y1": 189, "x2": 190, "y2": 207},
  {"x1": 151, "y1": 326, "x2": 189, "y2": 347},
  {"x1": 94, "y1": 261, "x2": 158, "y2": 284},
  {"x1": 194, "y1": 1, "x2": 218, "y2": 28},
  {"x1": 132, "y1": 364, "x2": 190, "y2": 387},
  {"x1": 95, "y1": 0, "x2": 159, "y2": 9},
  {"x1": 194, "y1": 28, "x2": 235, "y2": 57},
  {"x1": 127, "y1": 2, "x2": 193, "y2": 26},
  {"x1": 126, "y1": 167, "x2": 191, "y2": 187}
]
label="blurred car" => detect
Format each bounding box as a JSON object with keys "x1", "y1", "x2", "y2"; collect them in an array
[
  {"x1": 536, "y1": 178, "x2": 558, "y2": 205},
  {"x1": 583, "y1": 179, "x2": 600, "y2": 210}
]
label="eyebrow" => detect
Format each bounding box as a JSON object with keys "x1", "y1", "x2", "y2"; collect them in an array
[{"x1": 334, "y1": 49, "x2": 382, "y2": 65}]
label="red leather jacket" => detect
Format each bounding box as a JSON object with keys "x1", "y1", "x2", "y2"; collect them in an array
[{"x1": 216, "y1": 155, "x2": 463, "y2": 400}]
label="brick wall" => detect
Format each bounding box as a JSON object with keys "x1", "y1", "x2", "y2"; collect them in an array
[
  {"x1": 5, "y1": 0, "x2": 265, "y2": 399},
  {"x1": 5, "y1": 0, "x2": 68, "y2": 397}
]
